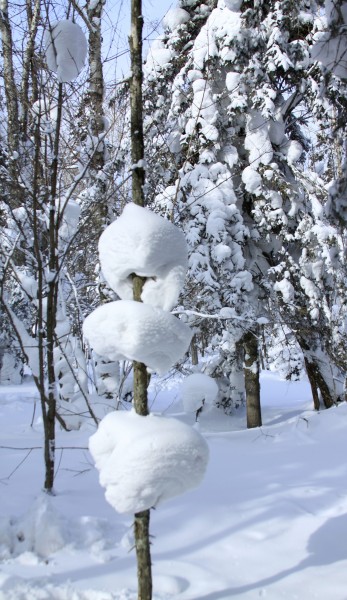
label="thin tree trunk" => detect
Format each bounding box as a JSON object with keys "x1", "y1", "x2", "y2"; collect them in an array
[
  {"x1": 190, "y1": 334, "x2": 199, "y2": 366},
  {"x1": 244, "y1": 329, "x2": 262, "y2": 429},
  {"x1": 298, "y1": 336, "x2": 335, "y2": 409},
  {"x1": 130, "y1": 1, "x2": 152, "y2": 598},
  {"x1": 304, "y1": 356, "x2": 320, "y2": 410},
  {"x1": 0, "y1": 0, "x2": 19, "y2": 154}
]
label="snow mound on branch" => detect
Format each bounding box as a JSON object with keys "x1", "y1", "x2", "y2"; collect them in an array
[
  {"x1": 144, "y1": 38, "x2": 175, "y2": 76},
  {"x1": 89, "y1": 410, "x2": 209, "y2": 514},
  {"x1": 182, "y1": 373, "x2": 218, "y2": 413},
  {"x1": 83, "y1": 300, "x2": 192, "y2": 375},
  {"x1": 44, "y1": 20, "x2": 87, "y2": 83},
  {"x1": 163, "y1": 8, "x2": 190, "y2": 31},
  {"x1": 99, "y1": 204, "x2": 188, "y2": 311}
]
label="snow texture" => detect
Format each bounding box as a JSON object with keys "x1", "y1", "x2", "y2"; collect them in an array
[
  {"x1": 89, "y1": 410, "x2": 209, "y2": 513},
  {"x1": 0, "y1": 354, "x2": 21, "y2": 385},
  {"x1": 163, "y1": 8, "x2": 190, "y2": 31},
  {"x1": 2, "y1": 375, "x2": 347, "y2": 599},
  {"x1": 182, "y1": 373, "x2": 218, "y2": 413},
  {"x1": 144, "y1": 37, "x2": 175, "y2": 75},
  {"x1": 83, "y1": 300, "x2": 192, "y2": 375},
  {"x1": 99, "y1": 204, "x2": 188, "y2": 311},
  {"x1": 274, "y1": 278, "x2": 295, "y2": 303},
  {"x1": 58, "y1": 200, "x2": 81, "y2": 243},
  {"x1": 44, "y1": 20, "x2": 87, "y2": 83}
]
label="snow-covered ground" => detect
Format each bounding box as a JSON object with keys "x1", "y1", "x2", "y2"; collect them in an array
[{"x1": 1, "y1": 372, "x2": 347, "y2": 599}]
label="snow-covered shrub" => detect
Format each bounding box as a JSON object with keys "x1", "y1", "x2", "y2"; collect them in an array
[
  {"x1": 89, "y1": 410, "x2": 209, "y2": 514},
  {"x1": 182, "y1": 373, "x2": 218, "y2": 414}
]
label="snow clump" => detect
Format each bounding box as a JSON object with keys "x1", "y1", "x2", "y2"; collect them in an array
[
  {"x1": 89, "y1": 410, "x2": 209, "y2": 514},
  {"x1": 182, "y1": 373, "x2": 219, "y2": 413},
  {"x1": 99, "y1": 203, "x2": 188, "y2": 311},
  {"x1": 83, "y1": 300, "x2": 192, "y2": 376},
  {"x1": 163, "y1": 8, "x2": 190, "y2": 31},
  {"x1": 44, "y1": 20, "x2": 87, "y2": 83}
]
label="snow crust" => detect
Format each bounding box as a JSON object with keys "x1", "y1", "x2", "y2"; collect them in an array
[
  {"x1": 44, "y1": 20, "x2": 87, "y2": 83},
  {"x1": 182, "y1": 373, "x2": 218, "y2": 413},
  {"x1": 89, "y1": 410, "x2": 209, "y2": 513},
  {"x1": 83, "y1": 300, "x2": 192, "y2": 375},
  {"x1": 99, "y1": 204, "x2": 188, "y2": 311}
]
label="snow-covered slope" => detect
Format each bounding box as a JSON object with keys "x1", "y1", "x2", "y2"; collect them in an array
[{"x1": 0, "y1": 373, "x2": 346, "y2": 599}]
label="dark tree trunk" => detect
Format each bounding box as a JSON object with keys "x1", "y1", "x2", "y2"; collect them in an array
[
  {"x1": 298, "y1": 336, "x2": 335, "y2": 409},
  {"x1": 130, "y1": 1, "x2": 152, "y2": 598},
  {"x1": 190, "y1": 334, "x2": 199, "y2": 366},
  {"x1": 304, "y1": 356, "x2": 321, "y2": 410},
  {"x1": 244, "y1": 329, "x2": 262, "y2": 428}
]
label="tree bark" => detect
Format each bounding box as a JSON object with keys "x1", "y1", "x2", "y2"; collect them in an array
[
  {"x1": 130, "y1": 1, "x2": 152, "y2": 598},
  {"x1": 0, "y1": 0, "x2": 19, "y2": 155},
  {"x1": 244, "y1": 329, "x2": 262, "y2": 428},
  {"x1": 304, "y1": 356, "x2": 321, "y2": 411},
  {"x1": 298, "y1": 336, "x2": 335, "y2": 409}
]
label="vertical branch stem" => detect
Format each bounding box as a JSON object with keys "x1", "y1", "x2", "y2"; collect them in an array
[{"x1": 129, "y1": 1, "x2": 152, "y2": 599}]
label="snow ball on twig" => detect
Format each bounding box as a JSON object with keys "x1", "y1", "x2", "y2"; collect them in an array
[
  {"x1": 83, "y1": 300, "x2": 193, "y2": 376},
  {"x1": 89, "y1": 410, "x2": 209, "y2": 514},
  {"x1": 44, "y1": 20, "x2": 87, "y2": 83}
]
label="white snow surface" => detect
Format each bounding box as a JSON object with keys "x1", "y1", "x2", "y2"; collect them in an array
[
  {"x1": 44, "y1": 20, "x2": 87, "y2": 83},
  {"x1": 182, "y1": 373, "x2": 219, "y2": 413},
  {"x1": 1, "y1": 373, "x2": 347, "y2": 599},
  {"x1": 83, "y1": 300, "x2": 192, "y2": 376},
  {"x1": 89, "y1": 410, "x2": 209, "y2": 514},
  {"x1": 99, "y1": 204, "x2": 188, "y2": 311},
  {"x1": 163, "y1": 8, "x2": 190, "y2": 31}
]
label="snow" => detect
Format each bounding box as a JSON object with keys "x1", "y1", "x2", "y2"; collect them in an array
[
  {"x1": 0, "y1": 354, "x2": 22, "y2": 385},
  {"x1": 242, "y1": 165, "x2": 262, "y2": 194},
  {"x1": 274, "y1": 278, "x2": 295, "y2": 303},
  {"x1": 83, "y1": 300, "x2": 193, "y2": 376},
  {"x1": 245, "y1": 111, "x2": 273, "y2": 167},
  {"x1": 99, "y1": 204, "x2": 188, "y2": 311},
  {"x1": 1, "y1": 373, "x2": 347, "y2": 599},
  {"x1": 58, "y1": 199, "x2": 81, "y2": 243},
  {"x1": 44, "y1": 20, "x2": 87, "y2": 83},
  {"x1": 163, "y1": 8, "x2": 190, "y2": 31},
  {"x1": 89, "y1": 411, "x2": 209, "y2": 514},
  {"x1": 181, "y1": 373, "x2": 218, "y2": 413},
  {"x1": 144, "y1": 38, "x2": 175, "y2": 75}
]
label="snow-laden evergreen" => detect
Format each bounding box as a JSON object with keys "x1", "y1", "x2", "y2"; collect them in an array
[{"x1": 142, "y1": 0, "x2": 347, "y2": 409}]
